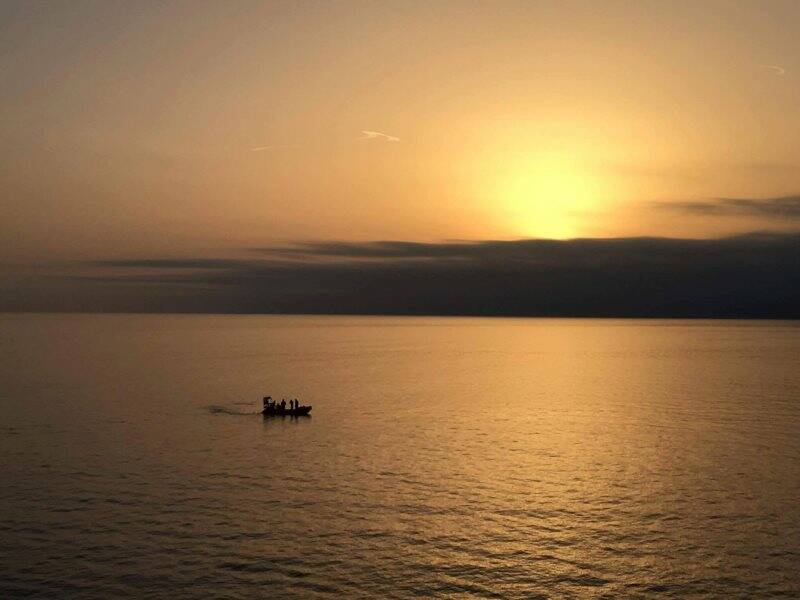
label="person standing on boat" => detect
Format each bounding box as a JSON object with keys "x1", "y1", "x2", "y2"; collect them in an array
[{"x1": 280, "y1": 398, "x2": 286, "y2": 411}]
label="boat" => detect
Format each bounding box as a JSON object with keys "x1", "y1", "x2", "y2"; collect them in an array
[{"x1": 262, "y1": 404, "x2": 312, "y2": 417}]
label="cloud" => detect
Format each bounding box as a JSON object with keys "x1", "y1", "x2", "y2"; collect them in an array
[
  {"x1": 48, "y1": 232, "x2": 800, "y2": 318},
  {"x1": 759, "y1": 64, "x2": 787, "y2": 76},
  {"x1": 359, "y1": 130, "x2": 399, "y2": 142},
  {"x1": 659, "y1": 195, "x2": 800, "y2": 219}
]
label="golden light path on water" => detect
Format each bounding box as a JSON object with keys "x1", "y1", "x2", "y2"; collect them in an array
[{"x1": 2, "y1": 314, "x2": 799, "y2": 597}]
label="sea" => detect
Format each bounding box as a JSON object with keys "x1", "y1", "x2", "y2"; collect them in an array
[{"x1": 1, "y1": 314, "x2": 799, "y2": 598}]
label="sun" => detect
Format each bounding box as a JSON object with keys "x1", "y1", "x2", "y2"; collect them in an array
[
  {"x1": 481, "y1": 149, "x2": 609, "y2": 239},
  {"x1": 490, "y1": 154, "x2": 603, "y2": 239}
]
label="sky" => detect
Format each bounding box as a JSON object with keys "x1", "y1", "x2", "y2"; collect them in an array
[{"x1": 1, "y1": 0, "x2": 799, "y2": 314}]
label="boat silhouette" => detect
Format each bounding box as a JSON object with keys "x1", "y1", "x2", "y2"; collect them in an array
[
  {"x1": 262, "y1": 404, "x2": 311, "y2": 417},
  {"x1": 261, "y1": 396, "x2": 311, "y2": 416}
]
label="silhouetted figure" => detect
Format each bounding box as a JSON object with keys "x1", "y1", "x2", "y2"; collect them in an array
[{"x1": 280, "y1": 399, "x2": 286, "y2": 411}]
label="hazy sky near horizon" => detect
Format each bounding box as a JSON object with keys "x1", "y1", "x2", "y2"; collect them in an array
[{"x1": 2, "y1": 0, "x2": 800, "y2": 267}]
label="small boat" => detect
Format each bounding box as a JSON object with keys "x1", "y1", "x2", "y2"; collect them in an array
[{"x1": 262, "y1": 404, "x2": 312, "y2": 417}]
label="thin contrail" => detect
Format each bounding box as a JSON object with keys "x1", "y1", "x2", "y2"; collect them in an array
[
  {"x1": 759, "y1": 64, "x2": 786, "y2": 76},
  {"x1": 359, "y1": 130, "x2": 400, "y2": 142},
  {"x1": 251, "y1": 144, "x2": 297, "y2": 151}
]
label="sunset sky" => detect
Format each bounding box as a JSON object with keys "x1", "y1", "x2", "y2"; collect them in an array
[{"x1": 2, "y1": 1, "x2": 799, "y2": 314}]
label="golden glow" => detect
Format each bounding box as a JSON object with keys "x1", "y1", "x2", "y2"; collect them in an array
[
  {"x1": 2, "y1": 1, "x2": 800, "y2": 264},
  {"x1": 485, "y1": 153, "x2": 608, "y2": 239}
]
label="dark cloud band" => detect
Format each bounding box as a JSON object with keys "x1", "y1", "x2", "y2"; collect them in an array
[
  {"x1": 68, "y1": 232, "x2": 800, "y2": 318},
  {"x1": 661, "y1": 195, "x2": 800, "y2": 219}
]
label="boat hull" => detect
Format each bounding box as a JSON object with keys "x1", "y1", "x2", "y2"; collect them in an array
[{"x1": 262, "y1": 406, "x2": 312, "y2": 417}]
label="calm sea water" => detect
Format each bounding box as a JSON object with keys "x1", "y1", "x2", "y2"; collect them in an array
[{"x1": 1, "y1": 314, "x2": 799, "y2": 598}]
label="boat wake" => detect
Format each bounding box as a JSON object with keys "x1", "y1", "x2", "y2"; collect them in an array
[{"x1": 207, "y1": 404, "x2": 261, "y2": 416}]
